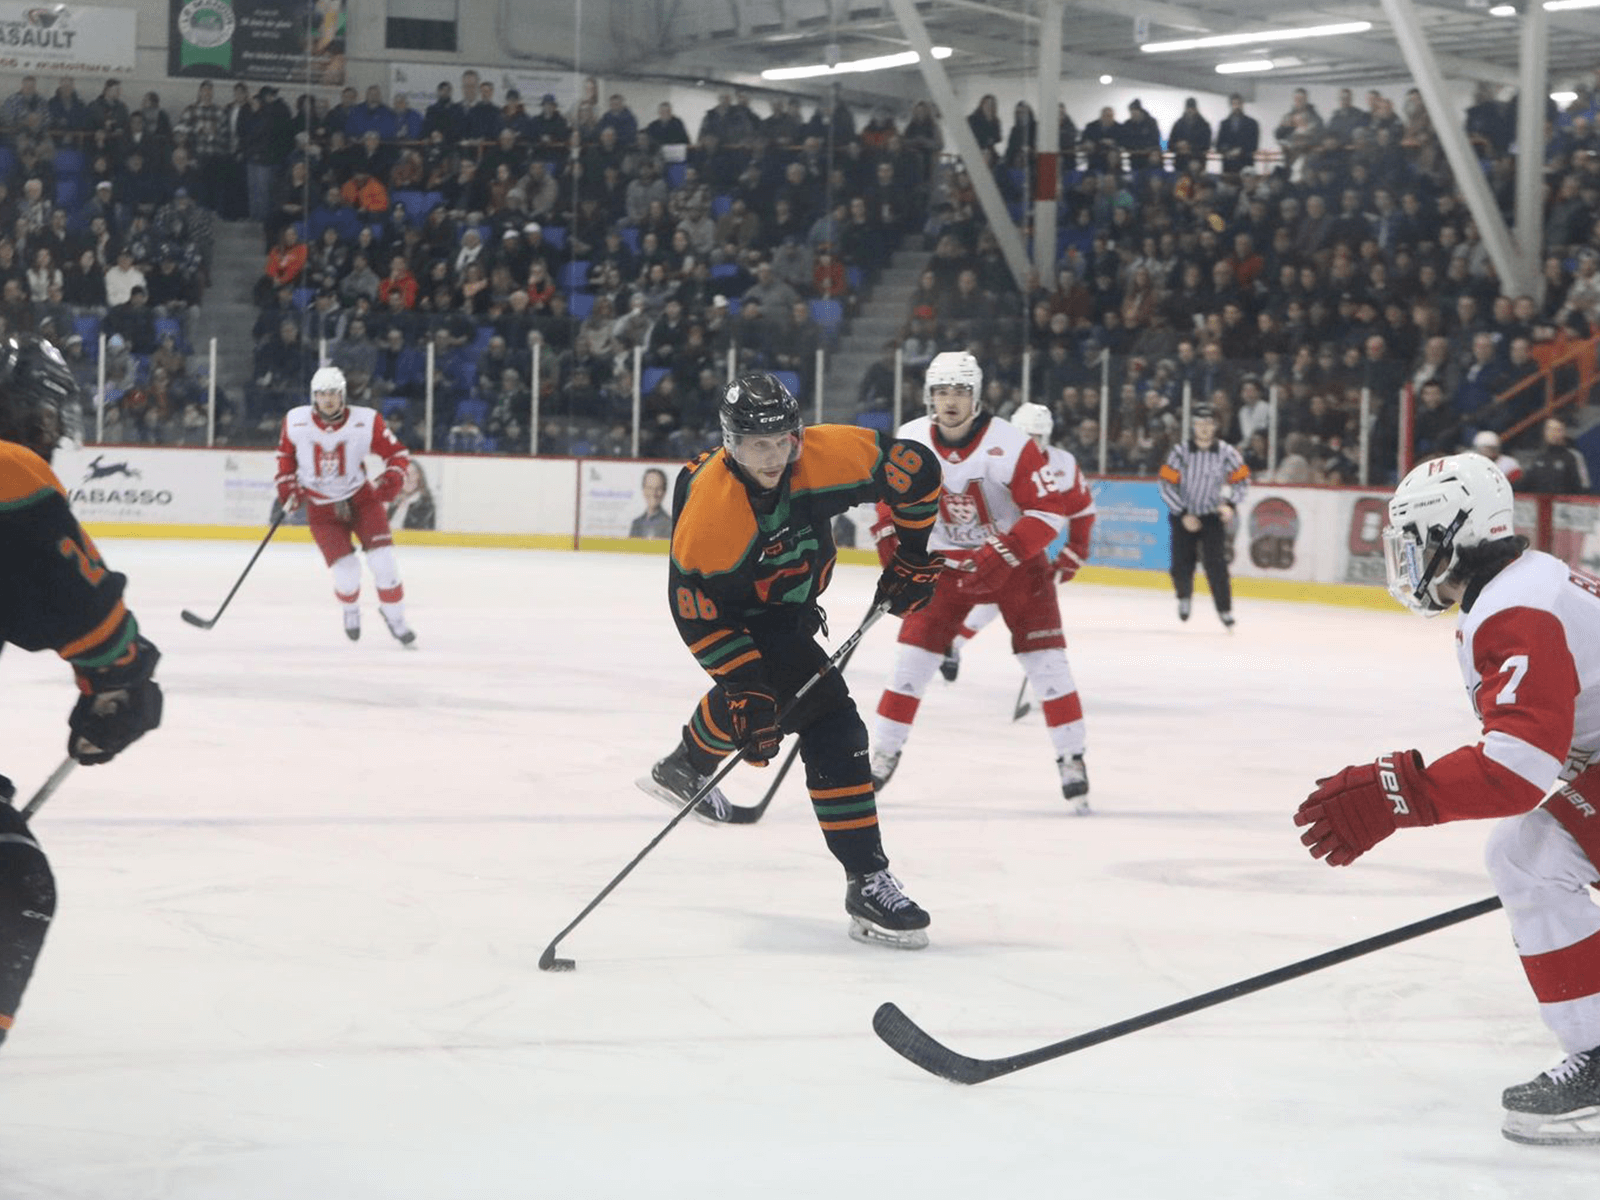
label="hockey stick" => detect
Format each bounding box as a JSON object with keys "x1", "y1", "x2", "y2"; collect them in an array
[
  {"x1": 1011, "y1": 677, "x2": 1030, "y2": 721},
  {"x1": 873, "y1": 894, "x2": 1504, "y2": 1084},
  {"x1": 540, "y1": 602, "x2": 890, "y2": 972},
  {"x1": 726, "y1": 601, "x2": 881, "y2": 825},
  {"x1": 180, "y1": 512, "x2": 286, "y2": 629},
  {"x1": 19, "y1": 758, "x2": 74, "y2": 819}
]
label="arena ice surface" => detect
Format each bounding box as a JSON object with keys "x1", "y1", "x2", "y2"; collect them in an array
[{"x1": 1, "y1": 540, "x2": 1596, "y2": 1198}]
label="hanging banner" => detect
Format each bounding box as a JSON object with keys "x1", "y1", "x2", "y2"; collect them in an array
[
  {"x1": 0, "y1": 4, "x2": 135, "y2": 75},
  {"x1": 169, "y1": 0, "x2": 346, "y2": 86}
]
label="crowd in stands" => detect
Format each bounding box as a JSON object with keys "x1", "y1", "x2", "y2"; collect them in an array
[
  {"x1": 873, "y1": 77, "x2": 1600, "y2": 490},
  {"x1": 5, "y1": 64, "x2": 1600, "y2": 488}
]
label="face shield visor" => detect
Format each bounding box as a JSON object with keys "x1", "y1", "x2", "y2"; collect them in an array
[{"x1": 1381, "y1": 511, "x2": 1466, "y2": 615}]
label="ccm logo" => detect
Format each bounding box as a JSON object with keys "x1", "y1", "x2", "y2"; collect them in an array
[
  {"x1": 1559, "y1": 785, "x2": 1597, "y2": 818},
  {"x1": 1377, "y1": 754, "x2": 1410, "y2": 815}
]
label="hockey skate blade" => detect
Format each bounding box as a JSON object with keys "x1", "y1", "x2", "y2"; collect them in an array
[
  {"x1": 634, "y1": 775, "x2": 733, "y2": 825},
  {"x1": 849, "y1": 917, "x2": 929, "y2": 950},
  {"x1": 1502, "y1": 1105, "x2": 1600, "y2": 1145}
]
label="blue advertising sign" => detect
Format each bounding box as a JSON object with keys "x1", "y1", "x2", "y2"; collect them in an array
[{"x1": 1087, "y1": 479, "x2": 1169, "y2": 570}]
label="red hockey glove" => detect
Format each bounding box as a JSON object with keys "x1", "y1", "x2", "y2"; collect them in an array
[
  {"x1": 1294, "y1": 750, "x2": 1439, "y2": 867},
  {"x1": 874, "y1": 546, "x2": 945, "y2": 616},
  {"x1": 373, "y1": 469, "x2": 404, "y2": 505},
  {"x1": 277, "y1": 481, "x2": 303, "y2": 514},
  {"x1": 726, "y1": 688, "x2": 782, "y2": 766},
  {"x1": 869, "y1": 504, "x2": 900, "y2": 568},
  {"x1": 1055, "y1": 546, "x2": 1086, "y2": 583},
  {"x1": 69, "y1": 636, "x2": 163, "y2": 766},
  {"x1": 957, "y1": 534, "x2": 1022, "y2": 595}
]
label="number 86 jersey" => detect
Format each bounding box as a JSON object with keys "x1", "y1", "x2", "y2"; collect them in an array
[{"x1": 1438, "y1": 550, "x2": 1600, "y2": 821}]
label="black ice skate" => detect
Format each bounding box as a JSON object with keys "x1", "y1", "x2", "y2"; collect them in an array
[
  {"x1": 1502, "y1": 1047, "x2": 1600, "y2": 1144},
  {"x1": 870, "y1": 748, "x2": 900, "y2": 792},
  {"x1": 1058, "y1": 754, "x2": 1090, "y2": 814},
  {"x1": 1178, "y1": 597, "x2": 1192, "y2": 622},
  {"x1": 845, "y1": 869, "x2": 929, "y2": 950},
  {"x1": 635, "y1": 743, "x2": 733, "y2": 823},
  {"x1": 1219, "y1": 610, "x2": 1236, "y2": 631},
  {"x1": 939, "y1": 645, "x2": 961, "y2": 682},
  {"x1": 381, "y1": 611, "x2": 417, "y2": 647},
  {"x1": 343, "y1": 609, "x2": 360, "y2": 641}
]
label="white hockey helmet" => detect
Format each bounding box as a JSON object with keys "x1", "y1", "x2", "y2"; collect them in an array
[
  {"x1": 311, "y1": 364, "x2": 346, "y2": 398},
  {"x1": 1382, "y1": 452, "x2": 1516, "y2": 615},
  {"x1": 924, "y1": 351, "x2": 983, "y2": 416},
  {"x1": 1012, "y1": 401, "x2": 1053, "y2": 445}
]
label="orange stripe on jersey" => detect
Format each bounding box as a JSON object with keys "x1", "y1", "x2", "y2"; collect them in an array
[
  {"x1": 686, "y1": 723, "x2": 723, "y2": 757},
  {"x1": 1158, "y1": 464, "x2": 1180, "y2": 484},
  {"x1": 689, "y1": 629, "x2": 732, "y2": 654},
  {"x1": 789, "y1": 425, "x2": 881, "y2": 493},
  {"x1": 1228, "y1": 465, "x2": 1250, "y2": 483},
  {"x1": 818, "y1": 815, "x2": 879, "y2": 831},
  {"x1": 811, "y1": 782, "x2": 875, "y2": 800},
  {"x1": 698, "y1": 695, "x2": 731, "y2": 741},
  {"x1": 57, "y1": 599, "x2": 127, "y2": 660},
  {"x1": 708, "y1": 649, "x2": 761, "y2": 676},
  {"x1": 671, "y1": 451, "x2": 758, "y2": 577},
  {"x1": 0, "y1": 1013, "x2": 11, "y2": 1030},
  {"x1": 0, "y1": 440, "x2": 66, "y2": 505}
]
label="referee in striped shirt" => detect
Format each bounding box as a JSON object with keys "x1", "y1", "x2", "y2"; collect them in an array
[{"x1": 1158, "y1": 403, "x2": 1250, "y2": 629}]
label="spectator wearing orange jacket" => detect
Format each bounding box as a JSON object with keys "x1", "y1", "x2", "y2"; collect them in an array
[
  {"x1": 378, "y1": 255, "x2": 418, "y2": 310},
  {"x1": 341, "y1": 168, "x2": 389, "y2": 215}
]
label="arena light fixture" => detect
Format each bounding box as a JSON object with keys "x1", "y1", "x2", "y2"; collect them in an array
[
  {"x1": 1141, "y1": 20, "x2": 1371, "y2": 52},
  {"x1": 1099, "y1": 73, "x2": 1114, "y2": 83},
  {"x1": 1487, "y1": 4, "x2": 1516, "y2": 12},
  {"x1": 1552, "y1": 90, "x2": 1579, "y2": 103},
  {"x1": 760, "y1": 45, "x2": 952, "y2": 80},
  {"x1": 1215, "y1": 58, "x2": 1275, "y2": 73}
]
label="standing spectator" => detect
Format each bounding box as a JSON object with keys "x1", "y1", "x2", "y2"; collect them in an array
[
  {"x1": 47, "y1": 75, "x2": 87, "y2": 132},
  {"x1": 1521, "y1": 417, "x2": 1592, "y2": 494},
  {"x1": 1216, "y1": 92, "x2": 1260, "y2": 174},
  {"x1": 967, "y1": 94, "x2": 1002, "y2": 156},
  {"x1": 422, "y1": 81, "x2": 464, "y2": 142},
  {"x1": 645, "y1": 100, "x2": 689, "y2": 148},
  {"x1": 1, "y1": 76, "x2": 47, "y2": 131},
  {"x1": 1471, "y1": 429, "x2": 1523, "y2": 486},
  {"x1": 1159, "y1": 403, "x2": 1249, "y2": 628},
  {"x1": 1168, "y1": 97, "x2": 1212, "y2": 174},
  {"x1": 175, "y1": 81, "x2": 228, "y2": 212}
]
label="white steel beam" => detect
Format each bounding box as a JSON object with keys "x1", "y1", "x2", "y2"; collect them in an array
[
  {"x1": 1516, "y1": 1, "x2": 1549, "y2": 292},
  {"x1": 1035, "y1": 0, "x2": 1064, "y2": 285},
  {"x1": 1376, "y1": 0, "x2": 1530, "y2": 294}
]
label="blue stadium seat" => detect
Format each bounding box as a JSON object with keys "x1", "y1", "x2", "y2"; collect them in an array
[
  {"x1": 0, "y1": 148, "x2": 14, "y2": 181},
  {"x1": 468, "y1": 325, "x2": 494, "y2": 356},
  {"x1": 54, "y1": 177, "x2": 80, "y2": 211},
  {"x1": 53, "y1": 148, "x2": 83, "y2": 177},
  {"x1": 153, "y1": 316, "x2": 187, "y2": 351},
  {"x1": 391, "y1": 190, "x2": 426, "y2": 224},
  {"x1": 856, "y1": 411, "x2": 893, "y2": 433},
  {"x1": 773, "y1": 370, "x2": 801, "y2": 398},
  {"x1": 844, "y1": 266, "x2": 863, "y2": 292},
  {"x1": 559, "y1": 260, "x2": 590, "y2": 290},
  {"x1": 725, "y1": 297, "x2": 742, "y2": 316},
  {"x1": 542, "y1": 226, "x2": 567, "y2": 249},
  {"x1": 381, "y1": 396, "x2": 409, "y2": 419},
  {"x1": 641, "y1": 366, "x2": 669, "y2": 395},
  {"x1": 74, "y1": 315, "x2": 101, "y2": 358},
  {"x1": 711, "y1": 195, "x2": 733, "y2": 218},
  {"x1": 619, "y1": 227, "x2": 640, "y2": 254},
  {"x1": 567, "y1": 291, "x2": 595, "y2": 318},
  {"x1": 452, "y1": 398, "x2": 488, "y2": 427},
  {"x1": 710, "y1": 263, "x2": 740, "y2": 280},
  {"x1": 664, "y1": 162, "x2": 687, "y2": 190},
  {"x1": 292, "y1": 286, "x2": 313, "y2": 309},
  {"x1": 809, "y1": 298, "x2": 844, "y2": 332}
]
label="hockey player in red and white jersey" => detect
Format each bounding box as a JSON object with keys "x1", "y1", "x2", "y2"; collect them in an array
[
  {"x1": 275, "y1": 365, "x2": 417, "y2": 646},
  {"x1": 930, "y1": 401, "x2": 1096, "y2": 682},
  {"x1": 1295, "y1": 452, "x2": 1600, "y2": 1144},
  {"x1": 869, "y1": 353, "x2": 1095, "y2": 810}
]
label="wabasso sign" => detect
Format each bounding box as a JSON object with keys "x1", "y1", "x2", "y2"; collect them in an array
[
  {"x1": 0, "y1": 4, "x2": 135, "y2": 74},
  {"x1": 169, "y1": 0, "x2": 346, "y2": 85}
]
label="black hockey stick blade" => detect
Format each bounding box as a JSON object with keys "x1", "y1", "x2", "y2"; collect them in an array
[
  {"x1": 874, "y1": 894, "x2": 1505, "y2": 1084},
  {"x1": 180, "y1": 513, "x2": 286, "y2": 631},
  {"x1": 1011, "y1": 677, "x2": 1031, "y2": 722},
  {"x1": 180, "y1": 608, "x2": 216, "y2": 629}
]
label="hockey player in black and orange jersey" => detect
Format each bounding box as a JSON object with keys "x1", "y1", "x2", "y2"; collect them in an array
[
  {"x1": 0, "y1": 333, "x2": 163, "y2": 1047},
  {"x1": 637, "y1": 372, "x2": 945, "y2": 949}
]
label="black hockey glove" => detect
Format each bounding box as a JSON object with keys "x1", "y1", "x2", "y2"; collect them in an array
[
  {"x1": 725, "y1": 688, "x2": 782, "y2": 766},
  {"x1": 68, "y1": 636, "x2": 164, "y2": 766},
  {"x1": 874, "y1": 546, "x2": 945, "y2": 616}
]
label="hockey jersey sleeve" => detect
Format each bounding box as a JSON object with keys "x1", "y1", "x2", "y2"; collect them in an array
[
  {"x1": 0, "y1": 442, "x2": 146, "y2": 674},
  {"x1": 872, "y1": 432, "x2": 942, "y2": 558},
  {"x1": 1050, "y1": 450, "x2": 1096, "y2": 568},
  {"x1": 368, "y1": 412, "x2": 412, "y2": 502},
  {"x1": 1002, "y1": 438, "x2": 1070, "y2": 560},
  {"x1": 1221, "y1": 442, "x2": 1250, "y2": 507},
  {"x1": 1416, "y1": 606, "x2": 1578, "y2": 822},
  {"x1": 274, "y1": 416, "x2": 299, "y2": 502}
]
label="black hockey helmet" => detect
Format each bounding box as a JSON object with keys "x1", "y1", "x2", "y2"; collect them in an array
[
  {"x1": 0, "y1": 333, "x2": 80, "y2": 463},
  {"x1": 720, "y1": 371, "x2": 803, "y2": 480}
]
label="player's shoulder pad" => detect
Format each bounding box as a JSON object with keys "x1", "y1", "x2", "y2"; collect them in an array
[
  {"x1": 672, "y1": 449, "x2": 756, "y2": 577},
  {"x1": 285, "y1": 404, "x2": 313, "y2": 427},
  {"x1": 0, "y1": 439, "x2": 65, "y2": 507},
  {"x1": 790, "y1": 424, "x2": 881, "y2": 494}
]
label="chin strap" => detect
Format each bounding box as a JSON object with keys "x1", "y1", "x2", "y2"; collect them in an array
[{"x1": 1414, "y1": 508, "x2": 1470, "y2": 608}]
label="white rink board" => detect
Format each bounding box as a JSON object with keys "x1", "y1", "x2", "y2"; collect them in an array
[{"x1": 0, "y1": 541, "x2": 1591, "y2": 1200}]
